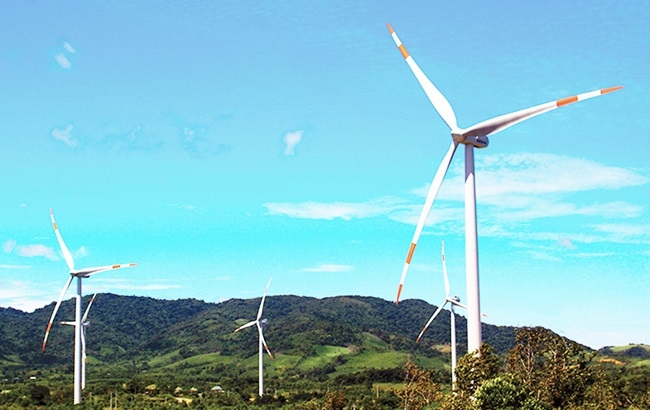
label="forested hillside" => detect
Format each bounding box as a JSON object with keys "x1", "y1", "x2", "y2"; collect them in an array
[
  {"x1": 0, "y1": 294, "x2": 514, "y2": 369},
  {"x1": 0, "y1": 295, "x2": 647, "y2": 409}
]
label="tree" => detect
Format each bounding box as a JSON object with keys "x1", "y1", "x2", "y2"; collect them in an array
[
  {"x1": 323, "y1": 389, "x2": 347, "y2": 410},
  {"x1": 505, "y1": 326, "x2": 618, "y2": 409},
  {"x1": 396, "y1": 360, "x2": 441, "y2": 410},
  {"x1": 472, "y1": 375, "x2": 547, "y2": 410},
  {"x1": 455, "y1": 344, "x2": 501, "y2": 397}
]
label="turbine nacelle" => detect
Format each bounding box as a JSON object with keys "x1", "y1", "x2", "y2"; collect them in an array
[{"x1": 452, "y1": 133, "x2": 489, "y2": 148}]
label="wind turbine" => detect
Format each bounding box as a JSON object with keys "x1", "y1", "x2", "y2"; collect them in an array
[
  {"x1": 61, "y1": 293, "x2": 97, "y2": 390},
  {"x1": 387, "y1": 23, "x2": 622, "y2": 354},
  {"x1": 416, "y1": 241, "x2": 469, "y2": 387},
  {"x1": 42, "y1": 209, "x2": 136, "y2": 405},
  {"x1": 233, "y1": 278, "x2": 274, "y2": 398}
]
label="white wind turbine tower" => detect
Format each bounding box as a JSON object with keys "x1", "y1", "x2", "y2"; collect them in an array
[
  {"x1": 416, "y1": 241, "x2": 471, "y2": 387},
  {"x1": 43, "y1": 210, "x2": 136, "y2": 405},
  {"x1": 388, "y1": 23, "x2": 622, "y2": 354},
  {"x1": 61, "y1": 293, "x2": 97, "y2": 390},
  {"x1": 233, "y1": 278, "x2": 274, "y2": 398}
]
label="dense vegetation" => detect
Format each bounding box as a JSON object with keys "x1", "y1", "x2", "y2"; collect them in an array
[{"x1": 0, "y1": 294, "x2": 647, "y2": 408}]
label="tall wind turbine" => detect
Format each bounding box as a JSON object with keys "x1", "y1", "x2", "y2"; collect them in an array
[
  {"x1": 388, "y1": 23, "x2": 622, "y2": 354},
  {"x1": 61, "y1": 293, "x2": 97, "y2": 390},
  {"x1": 233, "y1": 278, "x2": 274, "y2": 398},
  {"x1": 416, "y1": 242, "x2": 467, "y2": 387},
  {"x1": 43, "y1": 210, "x2": 136, "y2": 405}
]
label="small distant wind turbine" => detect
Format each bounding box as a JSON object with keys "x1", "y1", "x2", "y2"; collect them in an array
[
  {"x1": 388, "y1": 23, "x2": 622, "y2": 354},
  {"x1": 61, "y1": 293, "x2": 97, "y2": 390},
  {"x1": 43, "y1": 210, "x2": 136, "y2": 405},
  {"x1": 233, "y1": 278, "x2": 274, "y2": 398},
  {"x1": 416, "y1": 241, "x2": 473, "y2": 387}
]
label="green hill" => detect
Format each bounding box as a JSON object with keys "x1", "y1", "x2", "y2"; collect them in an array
[{"x1": 0, "y1": 294, "x2": 514, "y2": 373}]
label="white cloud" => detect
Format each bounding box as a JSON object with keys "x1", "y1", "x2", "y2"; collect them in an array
[
  {"x1": 0, "y1": 281, "x2": 51, "y2": 312},
  {"x1": 55, "y1": 53, "x2": 72, "y2": 69},
  {"x1": 88, "y1": 277, "x2": 181, "y2": 292},
  {"x1": 300, "y1": 264, "x2": 353, "y2": 273},
  {"x1": 283, "y1": 130, "x2": 303, "y2": 156},
  {"x1": 0, "y1": 264, "x2": 30, "y2": 270},
  {"x1": 3, "y1": 240, "x2": 16, "y2": 253},
  {"x1": 265, "y1": 152, "x2": 648, "y2": 245},
  {"x1": 168, "y1": 203, "x2": 199, "y2": 211},
  {"x1": 63, "y1": 42, "x2": 76, "y2": 53},
  {"x1": 74, "y1": 246, "x2": 88, "y2": 258},
  {"x1": 557, "y1": 237, "x2": 575, "y2": 249},
  {"x1": 526, "y1": 250, "x2": 562, "y2": 262},
  {"x1": 265, "y1": 197, "x2": 406, "y2": 221},
  {"x1": 589, "y1": 223, "x2": 650, "y2": 243},
  {"x1": 184, "y1": 127, "x2": 195, "y2": 142},
  {"x1": 52, "y1": 124, "x2": 78, "y2": 147},
  {"x1": 440, "y1": 153, "x2": 648, "y2": 203},
  {"x1": 16, "y1": 244, "x2": 58, "y2": 261}
]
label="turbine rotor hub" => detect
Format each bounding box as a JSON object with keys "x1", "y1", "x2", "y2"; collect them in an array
[{"x1": 452, "y1": 133, "x2": 489, "y2": 149}]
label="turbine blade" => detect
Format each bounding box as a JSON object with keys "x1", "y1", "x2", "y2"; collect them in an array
[
  {"x1": 81, "y1": 293, "x2": 97, "y2": 323},
  {"x1": 259, "y1": 328, "x2": 273, "y2": 359},
  {"x1": 416, "y1": 300, "x2": 448, "y2": 343},
  {"x1": 50, "y1": 209, "x2": 75, "y2": 271},
  {"x1": 257, "y1": 277, "x2": 272, "y2": 320},
  {"x1": 42, "y1": 275, "x2": 74, "y2": 351},
  {"x1": 233, "y1": 320, "x2": 257, "y2": 333},
  {"x1": 388, "y1": 24, "x2": 459, "y2": 132},
  {"x1": 450, "y1": 300, "x2": 468, "y2": 310},
  {"x1": 442, "y1": 241, "x2": 450, "y2": 297},
  {"x1": 461, "y1": 86, "x2": 623, "y2": 138},
  {"x1": 396, "y1": 141, "x2": 458, "y2": 303},
  {"x1": 450, "y1": 299, "x2": 486, "y2": 316},
  {"x1": 76, "y1": 263, "x2": 137, "y2": 277},
  {"x1": 81, "y1": 327, "x2": 87, "y2": 362}
]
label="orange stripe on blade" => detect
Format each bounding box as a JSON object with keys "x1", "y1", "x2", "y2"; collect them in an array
[
  {"x1": 396, "y1": 284, "x2": 403, "y2": 304},
  {"x1": 112, "y1": 265, "x2": 120, "y2": 269},
  {"x1": 398, "y1": 44, "x2": 409, "y2": 59},
  {"x1": 557, "y1": 96, "x2": 578, "y2": 107},
  {"x1": 387, "y1": 23, "x2": 395, "y2": 34},
  {"x1": 601, "y1": 85, "x2": 623, "y2": 94},
  {"x1": 405, "y1": 243, "x2": 416, "y2": 263}
]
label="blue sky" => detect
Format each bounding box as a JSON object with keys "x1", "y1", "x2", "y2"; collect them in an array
[{"x1": 1, "y1": 1, "x2": 648, "y2": 350}]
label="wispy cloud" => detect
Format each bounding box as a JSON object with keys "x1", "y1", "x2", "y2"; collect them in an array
[
  {"x1": 265, "y1": 153, "x2": 648, "y2": 245},
  {"x1": 181, "y1": 126, "x2": 230, "y2": 157},
  {"x1": 16, "y1": 244, "x2": 58, "y2": 261},
  {"x1": 52, "y1": 124, "x2": 78, "y2": 147},
  {"x1": 265, "y1": 197, "x2": 406, "y2": 221},
  {"x1": 3, "y1": 240, "x2": 88, "y2": 262},
  {"x1": 283, "y1": 130, "x2": 303, "y2": 156},
  {"x1": 89, "y1": 278, "x2": 181, "y2": 292},
  {"x1": 55, "y1": 53, "x2": 72, "y2": 69},
  {"x1": 0, "y1": 281, "x2": 51, "y2": 312},
  {"x1": 439, "y1": 153, "x2": 648, "y2": 204},
  {"x1": 73, "y1": 246, "x2": 88, "y2": 258},
  {"x1": 168, "y1": 203, "x2": 199, "y2": 211},
  {"x1": 55, "y1": 41, "x2": 75, "y2": 69},
  {"x1": 63, "y1": 42, "x2": 76, "y2": 53},
  {"x1": 557, "y1": 236, "x2": 575, "y2": 249},
  {"x1": 0, "y1": 264, "x2": 30, "y2": 270},
  {"x1": 300, "y1": 264, "x2": 353, "y2": 273},
  {"x1": 3, "y1": 240, "x2": 16, "y2": 253}
]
